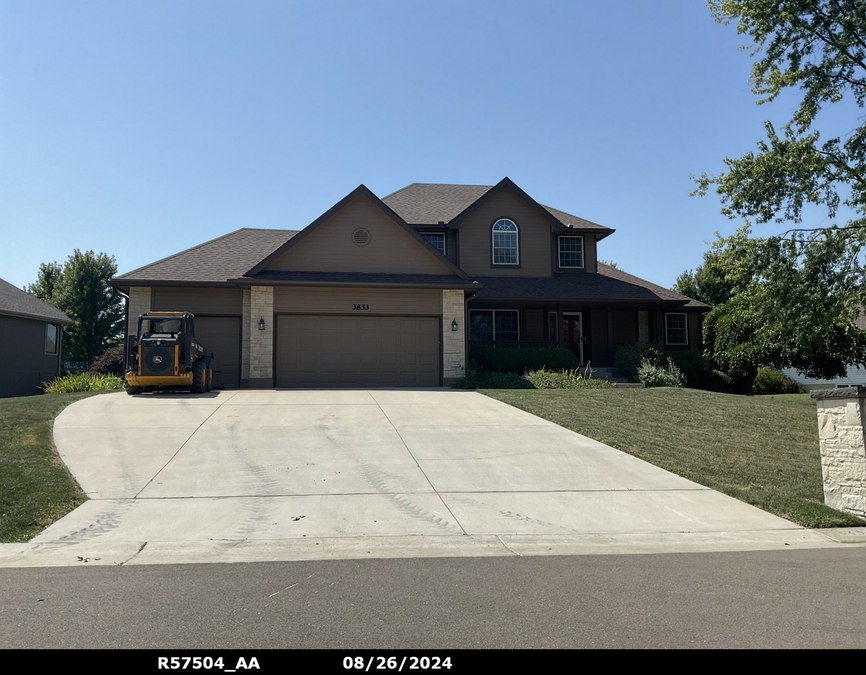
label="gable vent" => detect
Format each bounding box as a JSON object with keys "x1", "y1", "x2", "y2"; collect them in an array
[{"x1": 352, "y1": 228, "x2": 371, "y2": 246}]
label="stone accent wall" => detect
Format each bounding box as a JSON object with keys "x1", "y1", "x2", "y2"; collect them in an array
[
  {"x1": 127, "y1": 287, "x2": 152, "y2": 337},
  {"x1": 249, "y1": 286, "x2": 274, "y2": 384},
  {"x1": 812, "y1": 387, "x2": 866, "y2": 518},
  {"x1": 241, "y1": 288, "x2": 251, "y2": 381},
  {"x1": 442, "y1": 289, "x2": 465, "y2": 384}
]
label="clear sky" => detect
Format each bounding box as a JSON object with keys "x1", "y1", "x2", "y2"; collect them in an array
[{"x1": 0, "y1": 1, "x2": 821, "y2": 290}]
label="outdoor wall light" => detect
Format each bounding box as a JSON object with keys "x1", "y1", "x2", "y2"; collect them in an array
[
  {"x1": 451, "y1": 318, "x2": 458, "y2": 332},
  {"x1": 258, "y1": 317, "x2": 266, "y2": 331}
]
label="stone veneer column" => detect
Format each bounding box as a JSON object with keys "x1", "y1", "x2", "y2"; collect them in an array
[
  {"x1": 127, "y1": 287, "x2": 152, "y2": 337},
  {"x1": 241, "y1": 287, "x2": 251, "y2": 384},
  {"x1": 812, "y1": 387, "x2": 866, "y2": 519},
  {"x1": 248, "y1": 286, "x2": 274, "y2": 387},
  {"x1": 442, "y1": 289, "x2": 465, "y2": 386}
]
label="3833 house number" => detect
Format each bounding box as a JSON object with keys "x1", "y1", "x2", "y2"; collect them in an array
[{"x1": 352, "y1": 304, "x2": 370, "y2": 310}]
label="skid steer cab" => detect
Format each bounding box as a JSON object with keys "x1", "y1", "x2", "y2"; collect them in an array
[{"x1": 125, "y1": 311, "x2": 214, "y2": 395}]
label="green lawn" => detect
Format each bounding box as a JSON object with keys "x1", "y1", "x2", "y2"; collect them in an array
[
  {"x1": 0, "y1": 392, "x2": 100, "y2": 542},
  {"x1": 483, "y1": 388, "x2": 865, "y2": 529}
]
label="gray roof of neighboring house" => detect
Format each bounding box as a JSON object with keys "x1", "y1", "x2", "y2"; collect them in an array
[
  {"x1": 113, "y1": 228, "x2": 299, "y2": 284},
  {"x1": 381, "y1": 182, "x2": 611, "y2": 231},
  {"x1": 471, "y1": 263, "x2": 708, "y2": 307},
  {"x1": 0, "y1": 278, "x2": 71, "y2": 323}
]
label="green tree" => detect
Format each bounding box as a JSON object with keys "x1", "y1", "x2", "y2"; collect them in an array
[
  {"x1": 689, "y1": 1, "x2": 866, "y2": 391},
  {"x1": 26, "y1": 250, "x2": 124, "y2": 364}
]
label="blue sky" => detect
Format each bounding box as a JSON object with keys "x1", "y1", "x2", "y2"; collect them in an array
[{"x1": 0, "y1": 1, "x2": 823, "y2": 290}]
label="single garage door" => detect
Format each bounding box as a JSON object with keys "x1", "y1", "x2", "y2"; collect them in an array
[
  {"x1": 277, "y1": 315, "x2": 440, "y2": 387},
  {"x1": 195, "y1": 316, "x2": 241, "y2": 389}
]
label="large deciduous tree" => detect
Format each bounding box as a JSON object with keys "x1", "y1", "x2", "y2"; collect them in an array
[
  {"x1": 26, "y1": 250, "x2": 124, "y2": 365},
  {"x1": 687, "y1": 0, "x2": 866, "y2": 390}
]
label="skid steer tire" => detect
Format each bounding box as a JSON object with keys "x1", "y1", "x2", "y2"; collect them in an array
[
  {"x1": 125, "y1": 384, "x2": 142, "y2": 395},
  {"x1": 191, "y1": 361, "x2": 206, "y2": 394}
]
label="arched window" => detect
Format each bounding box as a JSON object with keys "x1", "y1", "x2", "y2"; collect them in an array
[{"x1": 492, "y1": 219, "x2": 519, "y2": 265}]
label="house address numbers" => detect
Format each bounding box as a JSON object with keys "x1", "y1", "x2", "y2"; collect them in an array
[{"x1": 352, "y1": 304, "x2": 370, "y2": 311}]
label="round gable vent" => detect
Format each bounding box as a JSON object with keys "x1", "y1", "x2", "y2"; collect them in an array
[{"x1": 352, "y1": 228, "x2": 371, "y2": 246}]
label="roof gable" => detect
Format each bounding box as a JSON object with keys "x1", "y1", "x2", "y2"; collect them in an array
[
  {"x1": 0, "y1": 278, "x2": 71, "y2": 323},
  {"x1": 249, "y1": 185, "x2": 467, "y2": 278}
]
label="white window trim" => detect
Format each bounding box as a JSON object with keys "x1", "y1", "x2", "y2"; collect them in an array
[
  {"x1": 420, "y1": 232, "x2": 446, "y2": 255},
  {"x1": 665, "y1": 312, "x2": 688, "y2": 346},
  {"x1": 558, "y1": 235, "x2": 584, "y2": 269},
  {"x1": 492, "y1": 219, "x2": 519, "y2": 265},
  {"x1": 469, "y1": 309, "x2": 521, "y2": 341}
]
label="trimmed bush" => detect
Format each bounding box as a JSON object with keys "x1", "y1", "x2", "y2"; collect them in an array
[
  {"x1": 88, "y1": 346, "x2": 125, "y2": 376},
  {"x1": 752, "y1": 368, "x2": 785, "y2": 395},
  {"x1": 614, "y1": 342, "x2": 663, "y2": 382},
  {"x1": 523, "y1": 368, "x2": 614, "y2": 389},
  {"x1": 451, "y1": 370, "x2": 535, "y2": 389},
  {"x1": 637, "y1": 357, "x2": 685, "y2": 388},
  {"x1": 468, "y1": 348, "x2": 580, "y2": 374},
  {"x1": 42, "y1": 372, "x2": 125, "y2": 394},
  {"x1": 782, "y1": 376, "x2": 803, "y2": 394}
]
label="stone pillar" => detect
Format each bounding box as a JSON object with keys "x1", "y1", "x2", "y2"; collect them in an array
[
  {"x1": 241, "y1": 287, "x2": 251, "y2": 386},
  {"x1": 811, "y1": 387, "x2": 866, "y2": 519},
  {"x1": 248, "y1": 286, "x2": 274, "y2": 388},
  {"x1": 126, "y1": 287, "x2": 152, "y2": 338},
  {"x1": 442, "y1": 289, "x2": 465, "y2": 386}
]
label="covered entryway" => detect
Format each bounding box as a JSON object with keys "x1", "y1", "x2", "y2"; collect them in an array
[{"x1": 276, "y1": 315, "x2": 440, "y2": 387}]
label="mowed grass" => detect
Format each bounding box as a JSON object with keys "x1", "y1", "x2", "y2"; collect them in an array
[
  {"x1": 483, "y1": 388, "x2": 865, "y2": 528},
  {"x1": 0, "y1": 392, "x2": 99, "y2": 542}
]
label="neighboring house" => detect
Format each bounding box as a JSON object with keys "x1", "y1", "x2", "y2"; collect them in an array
[
  {"x1": 783, "y1": 312, "x2": 866, "y2": 391},
  {"x1": 109, "y1": 177, "x2": 707, "y2": 388},
  {"x1": 0, "y1": 278, "x2": 71, "y2": 397}
]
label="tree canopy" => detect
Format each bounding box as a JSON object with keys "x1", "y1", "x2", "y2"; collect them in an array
[
  {"x1": 26, "y1": 250, "x2": 124, "y2": 364},
  {"x1": 684, "y1": 1, "x2": 866, "y2": 390}
]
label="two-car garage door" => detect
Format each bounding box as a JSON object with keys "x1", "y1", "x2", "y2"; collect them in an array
[{"x1": 276, "y1": 315, "x2": 440, "y2": 387}]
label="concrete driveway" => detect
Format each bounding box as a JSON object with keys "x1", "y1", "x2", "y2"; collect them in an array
[{"x1": 1, "y1": 389, "x2": 849, "y2": 566}]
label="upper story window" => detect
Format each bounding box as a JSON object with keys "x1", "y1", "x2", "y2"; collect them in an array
[
  {"x1": 665, "y1": 313, "x2": 688, "y2": 346},
  {"x1": 492, "y1": 219, "x2": 519, "y2": 265},
  {"x1": 421, "y1": 232, "x2": 446, "y2": 254},
  {"x1": 558, "y1": 236, "x2": 584, "y2": 268}
]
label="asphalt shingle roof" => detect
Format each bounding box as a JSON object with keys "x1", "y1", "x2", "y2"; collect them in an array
[
  {"x1": 382, "y1": 182, "x2": 611, "y2": 231},
  {"x1": 472, "y1": 263, "x2": 708, "y2": 307},
  {"x1": 114, "y1": 228, "x2": 299, "y2": 283},
  {"x1": 0, "y1": 278, "x2": 71, "y2": 323},
  {"x1": 251, "y1": 270, "x2": 477, "y2": 287}
]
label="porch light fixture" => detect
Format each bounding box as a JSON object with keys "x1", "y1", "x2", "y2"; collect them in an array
[
  {"x1": 451, "y1": 318, "x2": 458, "y2": 332},
  {"x1": 258, "y1": 317, "x2": 266, "y2": 331}
]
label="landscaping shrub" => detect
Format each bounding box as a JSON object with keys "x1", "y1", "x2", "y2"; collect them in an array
[
  {"x1": 468, "y1": 348, "x2": 580, "y2": 374},
  {"x1": 637, "y1": 357, "x2": 685, "y2": 388},
  {"x1": 613, "y1": 342, "x2": 663, "y2": 382},
  {"x1": 451, "y1": 370, "x2": 535, "y2": 389},
  {"x1": 88, "y1": 346, "x2": 125, "y2": 376},
  {"x1": 42, "y1": 372, "x2": 124, "y2": 394},
  {"x1": 523, "y1": 368, "x2": 614, "y2": 389},
  {"x1": 782, "y1": 376, "x2": 803, "y2": 394},
  {"x1": 666, "y1": 348, "x2": 733, "y2": 392},
  {"x1": 751, "y1": 368, "x2": 785, "y2": 395}
]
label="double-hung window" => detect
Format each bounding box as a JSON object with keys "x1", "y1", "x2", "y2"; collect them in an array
[
  {"x1": 558, "y1": 236, "x2": 584, "y2": 268},
  {"x1": 492, "y1": 219, "x2": 519, "y2": 265},
  {"x1": 469, "y1": 310, "x2": 520, "y2": 343},
  {"x1": 421, "y1": 232, "x2": 446, "y2": 254},
  {"x1": 665, "y1": 313, "x2": 688, "y2": 346}
]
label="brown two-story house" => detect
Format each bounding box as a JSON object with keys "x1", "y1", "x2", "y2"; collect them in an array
[{"x1": 110, "y1": 178, "x2": 706, "y2": 388}]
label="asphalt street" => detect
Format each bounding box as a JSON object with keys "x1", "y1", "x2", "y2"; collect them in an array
[{"x1": 3, "y1": 547, "x2": 866, "y2": 651}]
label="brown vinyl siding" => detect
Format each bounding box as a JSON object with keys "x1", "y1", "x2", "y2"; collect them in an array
[
  {"x1": 522, "y1": 308, "x2": 544, "y2": 341},
  {"x1": 584, "y1": 236, "x2": 598, "y2": 273},
  {"x1": 274, "y1": 286, "x2": 442, "y2": 315},
  {"x1": 0, "y1": 315, "x2": 62, "y2": 397},
  {"x1": 265, "y1": 195, "x2": 454, "y2": 275},
  {"x1": 151, "y1": 287, "x2": 243, "y2": 315},
  {"x1": 688, "y1": 311, "x2": 701, "y2": 348},
  {"x1": 590, "y1": 309, "x2": 609, "y2": 366},
  {"x1": 611, "y1": 309, "x2": 637, "y2": 345},
  {"x1": 458, "y1": 187, "x2": 554, "y2": 277}
]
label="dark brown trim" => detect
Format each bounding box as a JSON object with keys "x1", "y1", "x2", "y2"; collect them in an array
[
  {"x1": 109, "y1": 280, "x2": 237, "y2": 289},
  {"x1": 232, "y1": 278, "x2": 482, "y2": 290}
]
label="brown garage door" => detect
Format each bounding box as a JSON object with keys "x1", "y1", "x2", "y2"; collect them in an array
[
  {"x1": 277, "y1": 315, "x2": 440, "y2": 387},
  {"x1": 195, "y1": 316, "x2": 241, "y2": 389}
]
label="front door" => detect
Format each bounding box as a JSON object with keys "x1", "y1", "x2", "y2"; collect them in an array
[{"x1": 562, "y1": 312, "x2": 584, "y2": 364}]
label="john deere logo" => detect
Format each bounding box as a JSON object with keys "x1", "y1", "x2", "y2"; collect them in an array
[{"x1": 152, "y1": 355, "x2": 163, "y2": 364}]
